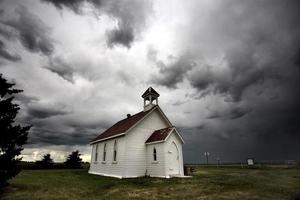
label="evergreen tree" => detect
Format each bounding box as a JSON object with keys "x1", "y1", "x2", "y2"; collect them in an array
[
  {"x1": 0, "y1": 74, "x2": 30, "y2": 188},
  {"x1": 64, "y1": 150, "x2": 82, "y2": 168},
  {"x1": 35, "y1": 154, "x2": 53, "y2": 169}
]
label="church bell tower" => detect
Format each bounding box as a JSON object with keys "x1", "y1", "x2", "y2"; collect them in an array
[{"x1": 142, "y1": 87, "x2": 160, "y2": 111}]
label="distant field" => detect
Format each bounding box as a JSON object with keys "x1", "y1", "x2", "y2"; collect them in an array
[{"x1": 1, "y1": 166, "x2": 300, "y2": 200}]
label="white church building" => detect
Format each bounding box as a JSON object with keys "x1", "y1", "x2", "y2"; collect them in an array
[{"x1": 88, "y1": 87, "x2": 184, "y2": 178}]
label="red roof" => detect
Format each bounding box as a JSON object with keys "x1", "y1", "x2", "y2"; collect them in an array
[
  {"x1": 91, "y1": 106, "x2": 156, "y2": 143},
  {"x1": 145, "y1": 127, "x2": 173, "y2": 143}
]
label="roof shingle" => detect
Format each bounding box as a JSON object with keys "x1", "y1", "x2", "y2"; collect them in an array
[
  {"x1": 91, "y1": 106, "x2": 156, "y2": 143},
  {"x1": 145, "y1": 127, "x2": 173, "y2": 143}
]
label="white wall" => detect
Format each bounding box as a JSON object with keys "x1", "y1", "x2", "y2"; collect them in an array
[
  {"x1": 146, "y1": 142, "x2": 166, "y2": 177},
  {"x1": 89, "y1": 135, "x2": 126, "y2": 178},
  {"x1": 123, "y1": 109, "x2": 170, "y2": 177},
  {"x1": 164, "y1": 132, "x2": 184, "y2": 176}
]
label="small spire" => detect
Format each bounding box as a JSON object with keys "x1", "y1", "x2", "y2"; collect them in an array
[{"x1": 142, "y1": 87, "x2": 159, "y2": 111}]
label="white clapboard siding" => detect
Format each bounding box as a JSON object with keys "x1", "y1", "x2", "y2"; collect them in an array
[
  {"x1": 146, "y1": 142, "x2": 166, "y2": 177},
  {"x1": 123, "y1": 109, "x2": 170, "y2": 177},
  {"x1": 89, "y1": 136, "x2": 126, "y2": 178}
]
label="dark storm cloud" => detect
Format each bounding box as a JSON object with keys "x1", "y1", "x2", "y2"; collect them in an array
[
  {"x1": 186, "y1": 1, "x2": 300, "y2": 102},
  {"x1": 188, "y1": 61, "x2": 265, "y2": 102},
  {"x1": 0, "y1": 6, "x2": 54, "y2": 55},
  {"x1": 0, "y1": 40, "x2": 21, "y2": 61},
  {"x1": 181, "y1": 125, "x2": 300, "y2": 164},
  {"x1": 162, "y1": 0, "x2": 300, "y2": 162},
  {"x1": 13, "y1": 93, "x2": 108, "y2": 147},
  {"x1": 206, "y1": 105, "x2": 252, "y2": 120},
  {"x1": 28, "y1": 127, "x2": 96, "y2": 145},
  {"x1": 41, "y1": 0, "x2": 152, "y2": 48},
  {"x1": 1, "y1": 0, "x2": 299, "y2": 162},
  {"x1": 45, "y1": 56, "x2": 75, "y2": 83},
  {"x1": 27, "y1": 106, "x2": 69, "y2": 119},
  {"x1": 14, "y1": 94, "x2": 39, "y2": 105},
  {"x1": 41, "y1": 0, "x2": 86, "y2": 14},
  {"x1": 106, "y1": 26, "x2": 134, "y2": 48},
  {"x1": 151, "y1": 53, "x2": 196, "y2": 88},
  {"x1": 26, "y1": 118, "x2": 105, "y2": 146}
]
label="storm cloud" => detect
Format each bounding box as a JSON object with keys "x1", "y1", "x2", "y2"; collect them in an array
[
  {"x1": 41, "y1": 0, "x2": 152, "y2": 48},
  {"x1": 45, "y1": 56, "x2": 75, "y2": 83},
  {"x1": 0, "y1": 40, "x2": 21, "y2": 61},
  {"x1": 165, "y1": 0, "x2": 300, "y2": 163},
  {"x1": 0, "y1": 5, "x2": 54, "y2": 55},
  {"x1": 151, "y1": 52, "x2": 196, "y2": 88},
  {"x1": 0, "y1": 0, "x2": 299, "y2": 163}
]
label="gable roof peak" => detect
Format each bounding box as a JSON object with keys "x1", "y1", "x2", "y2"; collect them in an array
[
  {"x1": 90, "y1": 105, "x2": 158, "y2": 144},
  {"x1": 142, "y1": 87, "x2": 160, "y2": 98}
]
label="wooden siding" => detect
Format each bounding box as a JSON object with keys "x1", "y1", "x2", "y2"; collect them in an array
[
  {"x1": 123, "y1": 109, "x2": 170, "y2": 177},
  {"x1": 146, "y1": 142, "x2": 166, "y2": 177},
  {"x1": 89, "y1": 136, "x2": 126, "y2": 177}
]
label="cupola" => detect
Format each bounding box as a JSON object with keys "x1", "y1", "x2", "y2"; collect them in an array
[{"x1": 142, "y1": 87, "x2": 160, "y2": 111}]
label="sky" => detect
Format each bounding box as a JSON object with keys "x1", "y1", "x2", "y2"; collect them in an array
[{"x1": 0, "y1": 0, "x2": 299, "y2": 163}]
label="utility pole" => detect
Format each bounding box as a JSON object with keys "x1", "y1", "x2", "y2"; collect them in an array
[
  {"x1": 216, "y1": 157, "x2": 220, "y2": 167},
  {"x1": 204, "y1": 152, "x2": 210, "y2": 165}
]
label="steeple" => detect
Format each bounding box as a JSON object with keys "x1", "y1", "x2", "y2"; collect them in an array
[{"x1": 142, "y1": 87, "x2": 160, "y2": 111}]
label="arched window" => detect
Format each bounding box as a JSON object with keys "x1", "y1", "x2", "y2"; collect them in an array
[
  {"x1": 113, "y1": 140, "x2": 117, "y2": 161},
  {"x1": 95, "y1": 144, "x2": 98, "y2": 162},
  {"x1": 153, "y1": 147, "x2": 157, "y2": 161},
  {"x1": 103, "y1": 143, "x2": 106, "y2": 161}
]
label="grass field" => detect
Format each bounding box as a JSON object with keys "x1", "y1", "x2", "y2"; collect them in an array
[{"x1": 1, "y1": 166, "x2": 300, "y2": 200}]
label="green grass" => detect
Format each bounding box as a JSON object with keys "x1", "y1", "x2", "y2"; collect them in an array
[{"x1": 1, "y1": 166, "x2": 300, "y2": 200}]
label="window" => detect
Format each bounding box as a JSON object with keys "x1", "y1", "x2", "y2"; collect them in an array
[
  {"x1": 153, "y1": 147, "x2": 157, "y2": 161},
  {"x1": 113, "y1": 140, "x2": 117, "y2": 161},
  {"x1": 103, "y1": 143, "x2": 106, "y2": 161},
  {"x1": 95, "y1": 144, "x2": 98, "y2": 162}
]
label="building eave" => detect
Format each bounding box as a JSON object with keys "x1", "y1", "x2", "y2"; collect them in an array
[
  {"x1": 145, "y1": 140, "x2": 165, "y2": 145},
  {"x1": 123, "y1": 106, "x2": 158, "y2": 135},
  {"x1": 164, "y1": 127, "x2": 185, "y2": 144},
  {"x1": 89, "y1": 133, "x2": 125, "y2": 144},
  {"x1": 145, "y1": 127, "x2": 174, "y2": 144}
]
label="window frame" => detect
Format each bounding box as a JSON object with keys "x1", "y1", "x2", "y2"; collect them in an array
[
  {"x1": 103, "y1": 143, "x2": 107, "y2": 162},
  {"x1": 94, "y1": 144, "x2": 98, "y2": 162},
  {"x1": 153, "y1": 147, "x2": 157, "y2": 161},
  {"x1": 113, "y1": 140, "x2": 117, "y2": 162}
]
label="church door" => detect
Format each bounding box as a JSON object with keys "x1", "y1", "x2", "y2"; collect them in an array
[{"x1": 168, "y1": 141, "x2": 179, "y2": 175}]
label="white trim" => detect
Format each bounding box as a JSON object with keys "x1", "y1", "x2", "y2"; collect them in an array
[
  {"x1": 88, "y1": 171, "x2": 122, "y2": 179},
  {"x1": 88, "y1": 171, "x2": 175, "y2": 179},
  {"x1": 155, "y1": 106, "x2": 173, "y2": 127},
  {"x1": 124, "y1": 106, "x2": 158, "y2": 134},
  {"x1": 165, "y1": 128, "x2": 184, "y2": 144},
  {"x1": 90, "y1": 106, "x2": 158, "y2": 144},
  {"x1": 145, "y1": 127, "x2": 173, "y2": 144},
  {"x1": 145, "y1": 140, "x2": 165, "y2": 145},
  {"x1": 145, "y1": 127, "x2": 184, "y2": 144},
  {"x1": 149, "y1": 175, "x2": 170, "y2": 178},
  {"x1": 122, "y1": 176, "x2": 141, "y2": 178},
  {"x1": 89, "y1": 133, "x2": 125, "y2": 144}
]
